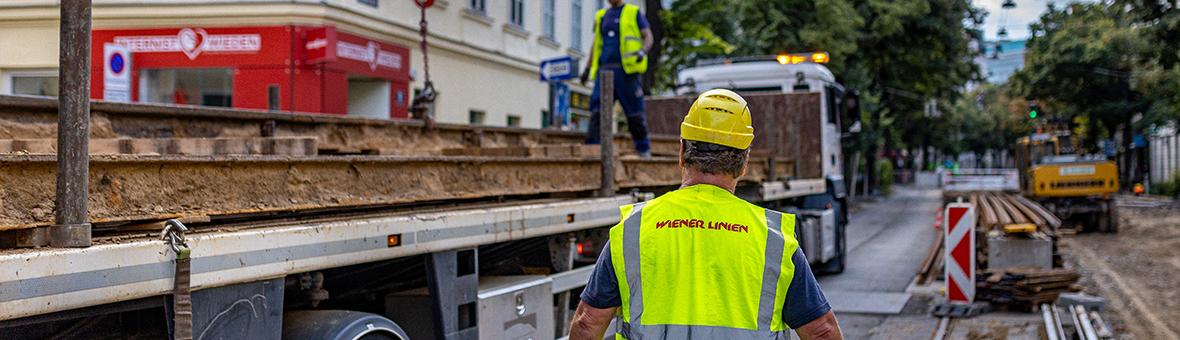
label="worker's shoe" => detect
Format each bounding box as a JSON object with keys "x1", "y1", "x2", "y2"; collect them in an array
[{"x1": 639, "y1": 151, "x2": 652, "y2": 159}]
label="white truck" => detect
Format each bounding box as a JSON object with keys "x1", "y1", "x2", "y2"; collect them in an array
[{"x1": 652, "y1": 57, "x2": 861, "y2": 273}]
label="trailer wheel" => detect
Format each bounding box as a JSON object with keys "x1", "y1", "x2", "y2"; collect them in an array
[{"x1": 283, "y1": 310, "x2": 409, "y2": 340}]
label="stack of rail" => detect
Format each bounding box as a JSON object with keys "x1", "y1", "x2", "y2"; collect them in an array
[
  {"x1": 0, "y1": 93, "x2": 821, "y2": 248},
  {"x1": 917, "y1": 191, "x2": 1065, "y2": 286}
]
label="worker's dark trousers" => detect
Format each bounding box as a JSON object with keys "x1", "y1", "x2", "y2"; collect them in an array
[{"x1": 586, "y1": 67, "x2": 651, "y2": 154}]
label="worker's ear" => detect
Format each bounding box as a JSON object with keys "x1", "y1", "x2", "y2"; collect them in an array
[
  {"x1": 678, "y1": 140, "x2": 685, "y2": 168},
  {"x1": 739, "y1": 149, "x2": 750, "y2": 178}
]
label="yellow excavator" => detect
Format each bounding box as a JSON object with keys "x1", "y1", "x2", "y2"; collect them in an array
[{"x1": 1013, "y1": 131, "x2": 1119, "y2": 232}]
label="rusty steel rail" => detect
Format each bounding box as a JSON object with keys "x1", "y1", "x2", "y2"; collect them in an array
[
  {"x1": 0, "y1": 154, "x2": 689, "y2": 232},
  {"x1": 0, "y1": 153, "x2": 790, "y2": 233},
  {"x1": 0, "y1": 95, "x2": 681, "y2": 157}
]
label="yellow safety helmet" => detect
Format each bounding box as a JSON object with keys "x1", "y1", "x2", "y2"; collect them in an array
[{"x1": 680, "y1": 89, "x2": 754, "y2": 150}]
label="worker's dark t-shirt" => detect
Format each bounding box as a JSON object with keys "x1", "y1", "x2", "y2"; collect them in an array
[
  {"x1": 581, "y1": 241, "x2": 831, "y2": 329},
  {"x1": 598, "y1": 5, "x2": 649, "y2": 66}
]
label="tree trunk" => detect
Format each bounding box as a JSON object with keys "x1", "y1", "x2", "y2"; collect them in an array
[
  {"x1": 866, "y1": 104, "x2": 886, "y2": 195},
  {"x1": 643, "y1": 0, "x2": 664, "y2": 93}
]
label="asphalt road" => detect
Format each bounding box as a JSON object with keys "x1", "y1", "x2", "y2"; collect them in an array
[
  {"x1": 818, "y1": 186, "x2": 941, "y2": 292},
  {"x1": 811, "y1": 185, "x2": 1043, "y2": 340},
  {"x1": 816, "y1": 185, "x2": 943, "y2": 339}
]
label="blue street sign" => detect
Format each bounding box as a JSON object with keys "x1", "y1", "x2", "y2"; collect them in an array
[
  {"x1": 553, "y1": 82, "x2": 571, "y2": 127},
  {"x1": 539, "y1": 56, "x2": 576, "y2": 81}
]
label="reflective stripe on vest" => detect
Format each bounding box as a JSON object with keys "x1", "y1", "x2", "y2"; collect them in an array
[
  {"x1": 590, "y1": 4, "x2": 648, "y2": 80},
  {"x1": 609, "y1": 190, "x2": 797, "y2": 340}
]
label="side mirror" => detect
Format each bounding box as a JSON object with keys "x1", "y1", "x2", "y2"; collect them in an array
[{"x1": 840, "y1": 121, "x2": 862, "y2": 139}]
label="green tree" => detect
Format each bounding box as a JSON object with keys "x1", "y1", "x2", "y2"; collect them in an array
[
  {"x1": 648, "y1": 0, "x2": 737, "y2": 92},
  {"x1": 849, "y1": 0, "x2": 984, "y2": 181},
  {"x1": 735, "y1": 0, "x2": 864, "y2": 77}
]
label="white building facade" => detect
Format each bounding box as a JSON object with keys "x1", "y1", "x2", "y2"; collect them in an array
[{"x1": 0, "y1": 0, "x2": 639, "y2": 127}]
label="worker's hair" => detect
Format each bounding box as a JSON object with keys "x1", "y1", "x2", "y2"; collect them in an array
[{"x1": 682, "y1": 140, "x2": 748, "y2": 178}]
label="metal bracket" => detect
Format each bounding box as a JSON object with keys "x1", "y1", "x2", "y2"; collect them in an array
[{"x1": 426, "y1": 249, "x2": 479, "y2": 340}]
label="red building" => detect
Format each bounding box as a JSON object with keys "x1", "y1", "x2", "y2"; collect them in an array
[{"x1": 90, "y1": 25, "x2": 411, "y2": 119}]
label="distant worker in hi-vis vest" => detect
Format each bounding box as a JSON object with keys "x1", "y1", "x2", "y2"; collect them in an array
[
  {"x1": 570, "y1": 89, "x2": 844, "y2": 340},
  {"x1": 580, "y1": 0, "x2": 653, "y2": 158}
]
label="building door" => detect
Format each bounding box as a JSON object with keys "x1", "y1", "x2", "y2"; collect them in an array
[{"x1": 347, "y1": 77, "x2": 391, "y2": 119}]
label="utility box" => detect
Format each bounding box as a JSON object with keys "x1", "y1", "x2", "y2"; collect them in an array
[
  {"x1": 386, "y1": 275, "x2": 554, "y2": 340},
  {"x1": 986, "y1": 236, "x2": 1053, "y2": 269},
  {"x1": 478, "y1": 276, "x2": 554, "y2": 340},
  {"x1": 798, "y1": 209, "x2": 837, "y2": 264}
]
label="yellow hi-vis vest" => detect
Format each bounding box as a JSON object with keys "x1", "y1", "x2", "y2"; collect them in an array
[
  {"x1": 590, "y1": 3, "x2": 648, "y2": 80},
  {"x1": 609, "y1": 184, "x2": 799, "y2": 340}
]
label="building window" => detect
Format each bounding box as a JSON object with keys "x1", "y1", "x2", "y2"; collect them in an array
[
  {"x1": 469, "y1": 0, "x2": 485, "y2": 13},
  {"x1": 543, "y1": 0, "x2": 556, "y2": 40},
  {"x1": 140, "y1": 68, "x2": 233, "y2": 107},
  {"x1": 571, "y1": 0, "x2": 583, "y2": 50},
  {"x1": 469, "y1": 109, "x2": 486, "y2": 125},
  {"x1": 507, "y1": 115, "x2": 522, "y2": 127},
  {"x1": 509, "y1": 0, "x2": 525, "y2": 27},
  {"x1": 267, "y1": 85, "x2": 281, "y2": 111},
  {"x1": 358, "y1": 0, "x2": 378, "y2": 7},
  {"x1": 3, "y1": 70, "x2": 58, "y2": 97}
]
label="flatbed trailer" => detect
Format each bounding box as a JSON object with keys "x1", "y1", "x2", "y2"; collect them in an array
[{"x1": 0, "y1": 96, "x2": 837, "y2": 339}]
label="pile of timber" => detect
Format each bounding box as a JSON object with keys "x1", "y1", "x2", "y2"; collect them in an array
[
  {"x1": 969, "y1": 192, "x2": 1062, "y2": 233},
  {"x1": 976, "y1": 267, "x2": 1081, "y2": 310}
]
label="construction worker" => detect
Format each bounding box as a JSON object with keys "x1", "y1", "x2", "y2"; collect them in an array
[
  {"x1": 570, "y1": 89, "x2": 843, "y2": 340},
  {"x1": 580, "y1": 0, "x2": 653, "y2": 158}
]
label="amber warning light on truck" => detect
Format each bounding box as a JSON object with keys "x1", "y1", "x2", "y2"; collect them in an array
[{"x1": 776, "y1": 52, "x2": 830, "y2": 65}]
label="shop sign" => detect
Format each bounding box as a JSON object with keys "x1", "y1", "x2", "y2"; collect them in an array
[
  {"x1": 304, "y1": 27, "x2": 337, "y2": 64},
  {"x1": 114, "y1": 28, "x2": 262, "y2": 60},
  {"x1": 102, "y1": 43, "x2": 131, "y2": 102},
  {"x1": 337, "y1": 41, "x2": 402, "y2": 71}
]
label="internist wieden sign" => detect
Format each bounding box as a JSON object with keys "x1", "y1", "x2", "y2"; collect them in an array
[{"x1": 114, "y1": 28, "x2": 261, "y2": 60}]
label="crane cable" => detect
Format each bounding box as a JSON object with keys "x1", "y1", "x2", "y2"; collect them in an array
[{"x1": 411, "y1": 0, "x2": 437, "y2": 129}]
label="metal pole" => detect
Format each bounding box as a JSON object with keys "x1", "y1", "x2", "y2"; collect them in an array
[
  {"x1": 52, "y1": 0, "x2": 92, "y2": 248},
  {"x1": 598, "y1": 71, "x2": 616, "y2": 197}
]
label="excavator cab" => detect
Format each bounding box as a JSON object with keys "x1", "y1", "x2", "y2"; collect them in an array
[{"x1": 1013, "y1": 132, "x2": 1119, "y2": 232}]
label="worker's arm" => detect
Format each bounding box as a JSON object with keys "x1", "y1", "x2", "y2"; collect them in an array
[
  {"x1": 641, "y1": 28, "x2": 654, "y2": 53},
  {"x1": 571, "y1": 241, "x2": 622, "y2": 339},
  {"x1": 581, "y1": 48, "x2": 595, "y2": 84},
  {"x1": 570, "y1": 301, "x2": 616, "y2": 340},
  {"x1": 782, "y1": 248, "x2": 842, "y2": 338},
  {"x1": 795, "y1": 310, "x2": 843, "y2": 340}
]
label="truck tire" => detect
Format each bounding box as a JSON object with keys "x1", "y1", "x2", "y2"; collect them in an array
[
  {"x1": 283, "y1": 310, "x2": 409, "y2": 340},
  {"x1": 1103, "y1": 200, "x2": 1119, "y2": 233}
]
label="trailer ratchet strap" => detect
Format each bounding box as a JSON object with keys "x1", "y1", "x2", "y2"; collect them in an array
[{"x1": 163, "y1": 220, "x2": 193, "y2": 340}]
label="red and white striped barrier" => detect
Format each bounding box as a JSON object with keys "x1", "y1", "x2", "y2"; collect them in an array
[{"x1": 944, "y1": 202, "x2": 976, "y2": 304}]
